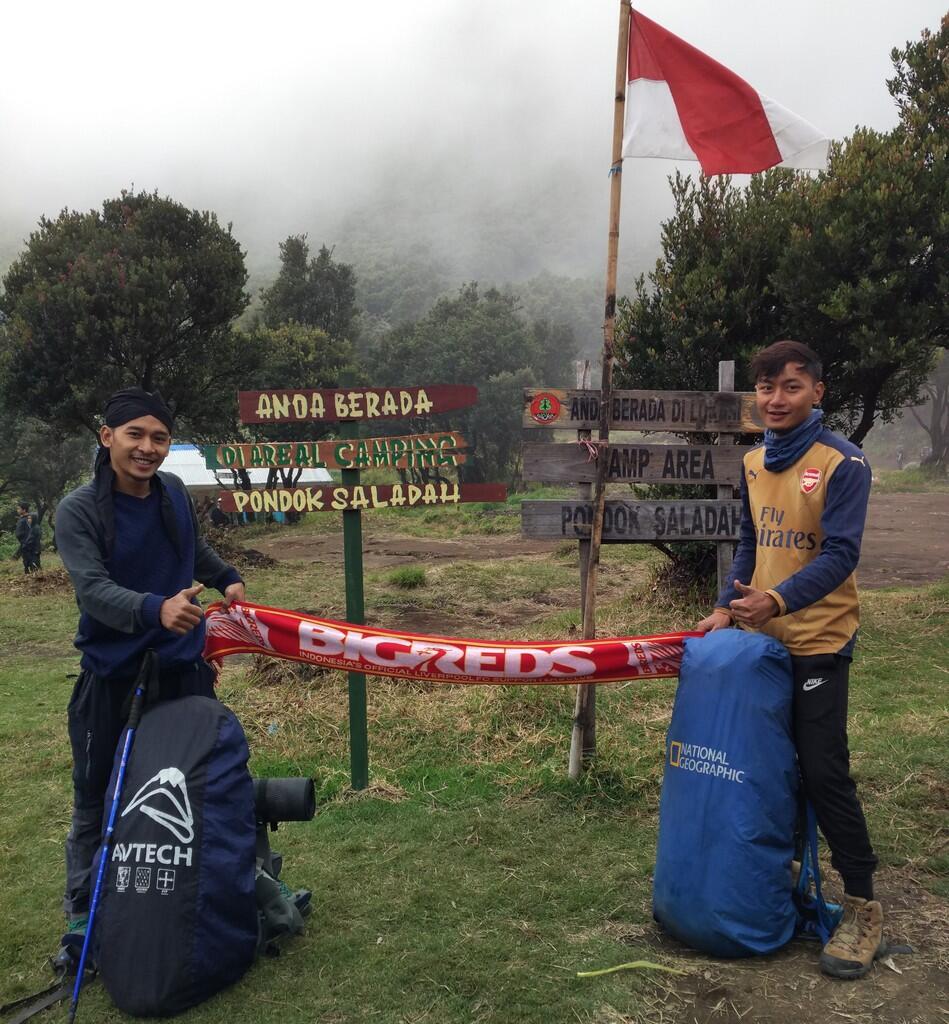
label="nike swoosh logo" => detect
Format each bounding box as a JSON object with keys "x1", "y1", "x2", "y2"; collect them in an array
[{"x1": 802, "y1": 677, "x2": 828, "y2": 691}]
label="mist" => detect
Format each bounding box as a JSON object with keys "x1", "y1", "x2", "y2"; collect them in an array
[{"x1": 1, "y1": 0, "x2": 943, "y2": 304}]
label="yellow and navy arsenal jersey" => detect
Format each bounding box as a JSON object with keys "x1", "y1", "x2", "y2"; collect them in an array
[{"x1": 716, "y1": 429, "x2": 872, "y2": 656}]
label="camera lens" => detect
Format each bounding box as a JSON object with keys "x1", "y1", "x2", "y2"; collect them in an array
[{"x1": 252, "y1": 777, "x2": 316, "y2": 823}]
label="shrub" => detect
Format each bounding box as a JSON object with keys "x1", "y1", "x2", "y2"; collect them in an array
[{"x1": 388, "y1": 566, "x2": 427, "y2": 589}]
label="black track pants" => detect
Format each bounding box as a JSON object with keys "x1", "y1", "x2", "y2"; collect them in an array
[
  {"x1": 790, "y1": 653, "x2": 877, "y2": 899},
  {"x1": 63, "y1": 660, "x2": 216, "y2": 916}
]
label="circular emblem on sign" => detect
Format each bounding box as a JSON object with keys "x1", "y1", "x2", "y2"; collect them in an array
[{"x1": 530, "y1": 392, "x2": 561, "y2": 424}]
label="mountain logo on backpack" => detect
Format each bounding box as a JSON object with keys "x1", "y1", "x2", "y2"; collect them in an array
[{"x1": 122, "y1": 767, "x2": 195, "y2": 844}]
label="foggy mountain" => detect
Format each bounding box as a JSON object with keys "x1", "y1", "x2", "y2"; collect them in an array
[{"x1": 2, "y1": 0, "x2": 942, "y2": 346}]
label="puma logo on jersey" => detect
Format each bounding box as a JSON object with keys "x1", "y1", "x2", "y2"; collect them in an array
[
  {"x1": 802, "y1": 677, "x2": 828, "y2": 691},
  {"x1": 850, "y1": 455, "x2": 867, "y2": 466}
]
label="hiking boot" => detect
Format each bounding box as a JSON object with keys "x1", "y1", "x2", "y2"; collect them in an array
[
  {"x1": 51, "y1": 917, "x2": 92, "y2": 976},
  {"x1": 819, "y1": 895, "x2": 884, "y2": 979},
  {"x1": 278, "y1": 878, "x2": 312, "y2": 918}
]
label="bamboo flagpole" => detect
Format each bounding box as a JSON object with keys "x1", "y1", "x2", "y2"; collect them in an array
[{"x1": 569, "y1": 0, "x2": 631, "y2": 777}]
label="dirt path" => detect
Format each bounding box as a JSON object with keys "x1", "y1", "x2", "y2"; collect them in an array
[
  {"x1": 252, "y1": 531, "x2": 555, "y2": 568},
  {"x1": 630, "y1": 864, "x2": 948, "y2": 1024},
  {"x1": 630, "y1": 864, "x2": 949, "y2": 1024},
  {"x1": 252, "y1": 492, "x2": 949, "y2": 589},
  {"x1": 859, "y1": 492, "x2": 949, "y2": 588}
]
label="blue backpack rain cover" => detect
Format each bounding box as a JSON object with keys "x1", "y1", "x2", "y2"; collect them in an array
[{"x1": 653, "y1": 630, "x2": 799, "y2": 957}]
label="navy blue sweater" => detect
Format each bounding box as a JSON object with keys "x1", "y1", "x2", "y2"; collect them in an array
[{"x1": 57, "y1": 472, "x2": 242, "y2": 679}]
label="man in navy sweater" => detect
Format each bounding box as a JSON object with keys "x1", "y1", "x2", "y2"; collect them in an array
[{"x1": 55, "y1": 388, "x2": 246, "y2": 959}]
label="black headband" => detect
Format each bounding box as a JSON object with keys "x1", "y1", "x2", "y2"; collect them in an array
[{"x1": 103, "y1": 388, "x2": 175, "y2": 433}]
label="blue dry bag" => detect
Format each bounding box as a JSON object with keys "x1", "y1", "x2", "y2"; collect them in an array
[{"x1": 653, "y1": 630, "x2": 799, "y2": 957}]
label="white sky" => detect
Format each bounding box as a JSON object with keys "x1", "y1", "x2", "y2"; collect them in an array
[{"x1": 1, "y1": 0, "x2": 943, "y2": 280}]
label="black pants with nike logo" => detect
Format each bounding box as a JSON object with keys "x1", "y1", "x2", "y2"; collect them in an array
[
  {"x1": 791, "y1": 653, "x2": 877, "y2": 900},
  {"x1": 64, "y1": 660, "x2": 216, "y2": 916}
]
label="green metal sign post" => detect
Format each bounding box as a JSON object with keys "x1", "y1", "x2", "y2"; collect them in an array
[
  {"x1": 340, "y1": 416, "x2": 369, "y2": 790},
  {"x1": 229, "y1": 382, "x2": 496, "y2": 793}
]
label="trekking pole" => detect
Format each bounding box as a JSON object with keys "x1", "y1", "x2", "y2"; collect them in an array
[{"x1": 67, "y1": 651, "x2": 154, "y2": 1023}]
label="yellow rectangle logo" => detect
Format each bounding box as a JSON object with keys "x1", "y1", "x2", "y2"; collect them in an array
[{"x1": 669, "y1": 741, "x2": 681, "y2": 767}]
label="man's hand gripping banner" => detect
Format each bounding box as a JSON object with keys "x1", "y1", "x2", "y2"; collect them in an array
[{"x1": 204, "y1": 601, "x2": 698, "y2": 685}]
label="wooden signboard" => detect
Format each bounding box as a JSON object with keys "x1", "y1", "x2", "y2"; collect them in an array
[
  {"x1": 206, "y1": 432, "x2": 467, "y2": 472},
  {"x1": 219, "y1": 482, "x2": 506, "y2": 515},
  {"x1": 220, "y1": 379, "x2": 501, "y2": 794},
  {"x1": 522, "y1": 388, "x2": 763, "y2": 432},
  {"x1": 239, "y1": 385, "x2": 478, "y2": 424},
  {"x1": 521, "y1": 499, "x2": 742, "y2": 542},
  {"x1": 522, "y1": 442, "x2": 746, "y2": 485}
]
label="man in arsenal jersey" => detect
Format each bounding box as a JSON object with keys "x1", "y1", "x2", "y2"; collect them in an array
[{"x1": 696, "y1": 340, "x2": 880, "y2": 979}]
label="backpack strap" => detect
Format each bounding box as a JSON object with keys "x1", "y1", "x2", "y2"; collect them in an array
[
  {"x1": 0, "y1": 962, "x2": 96, "y2": 1024},
  {"x1": 795, "y1": 802, "x2": 839, "y2": 945},
  {"x1": 118, "y1": 650, "x2": 161, "y2": 721},
  {"x1": 2, "y1": 982, "x2": 73, "y2": 1024}
]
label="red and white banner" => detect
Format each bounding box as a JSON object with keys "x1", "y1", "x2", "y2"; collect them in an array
[
  {"x1": 204, "y1": 601, "x2": 698, "y2": 686},
  {"x1": 624, "y1": 10, "x2": 828, "y2": 175}
]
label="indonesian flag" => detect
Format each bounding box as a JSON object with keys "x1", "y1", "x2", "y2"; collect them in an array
[{"x1": 623, "y1": 9, "x2": 829, "y2": 175}]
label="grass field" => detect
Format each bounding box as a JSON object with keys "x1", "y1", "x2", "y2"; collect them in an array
[
  {"x1": 871, "y1": 467, "x2": 949, "y2": 494},
  {"x1": 0, "y1": 500, "x2": 946, "y2": 1023}
]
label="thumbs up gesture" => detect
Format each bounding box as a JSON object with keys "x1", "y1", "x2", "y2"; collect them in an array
[
  {"x1": 160, "y1": 584, "x2": 206, "y2": 635},
  {"x1": 729, "y1": 581, "x2": 779, "y2": 628}
]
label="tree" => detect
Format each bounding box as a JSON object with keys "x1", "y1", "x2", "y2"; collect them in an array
[
  {"x1": 0, "y1": 190, "x2": 250, "y2": 436},
  {"x1": 616, "y1": 127, "x2": 945, "y2": 444},
  {"x1": 616, "y1": 171, "x2": 801, "y2": 392},
  {"x1": 251, "y1": 321, "x2": 353, "y2": 395},
  {"x1": 908, "y1": 349, "x2": 949, "y2": 470},
  {"x1": 345, "y1": 238, "x2": 452, "y2": 329},
  {"x1": 237, "y1": 321, "x2": 354, "y2": 489},
  {"x1": 513, "y1": 271, "x2": 606, "y2": 361},
  {"x1": 367, "y1": 284, "x2": 575, "y2": 483},
  {"x1": 0, "y1": 411, "x2": 90, "y2": 539},
  {"x1": 613, "y1": 15, "x2": 948, "y2": 586},
  {"x1": 260, "y1": 236, "x2": 357, "y2": 341},
  {"x1": 771, "y1": 128, "x2": 944, "y2": 443},
  {"x1": 888, "y1": 13, "x2": 949, "y2": 149},
  {"x1": 881, "y1": 15, "x2": 949, "y2": 468}
]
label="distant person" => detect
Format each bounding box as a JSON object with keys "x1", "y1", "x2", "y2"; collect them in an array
[
  {"x1": 895, "y1": 446, "x2": 904, "y2": 470},
  {"x1": 28, "y1": 511, "x2": 42, "y2": 571},
  {"x1": 196, "y1": 494, "x2": 213, "y2": 524},
  {"x1": 210, "y1": 498, "x2": 229, "y2": 528},
  {"x1": 696, "y1": 340, "x2": 881, "y2": 980},
  {"x1": 54, "y1": 387, "x2": 248, "y2": 969},
  {"x1": 14, "y1": 502, "x2": 40, "y2": 573}
]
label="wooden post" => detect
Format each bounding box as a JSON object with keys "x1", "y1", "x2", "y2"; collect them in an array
[
  {"x1": 716, "y1": 360, "x2": 737, "y2": 594},
  {"x1": 569, "y1": 360, "x2": 594, "y2": 779},
  {"x1": 339, "y1": 405, "x2": 369, "y2": 790},
  {"x1": 575, "y1": 0, "x2": 630, "y2": 774}
]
